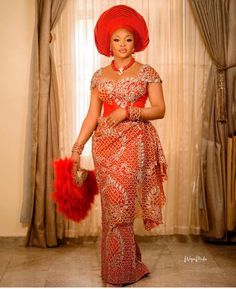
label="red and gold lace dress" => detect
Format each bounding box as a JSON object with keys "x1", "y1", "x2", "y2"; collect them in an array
[{"x1": 91, "y1": 64, "x2": 168, "y2": 285}]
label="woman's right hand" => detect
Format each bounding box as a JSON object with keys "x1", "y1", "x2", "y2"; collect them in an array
[{"x1": 70, "y1": 152, "x2": 80, "y2": 171}]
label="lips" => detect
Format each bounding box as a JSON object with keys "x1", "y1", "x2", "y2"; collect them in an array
[{"x1": 119, "y1": 49, "x2": 127, "y2": 53}]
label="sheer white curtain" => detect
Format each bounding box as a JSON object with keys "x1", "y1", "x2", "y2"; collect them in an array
[{"x1": 51, "y1": 0, "x2": 212, "y2": 237}]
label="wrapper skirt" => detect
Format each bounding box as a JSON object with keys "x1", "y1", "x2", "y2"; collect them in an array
[{"x1": 92, "y1": 116, "x2": 167, "y2": 285}]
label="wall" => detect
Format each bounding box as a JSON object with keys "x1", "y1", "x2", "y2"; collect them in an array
[{"x1": 0, "y1": 0, "x2": 35, "y2": 236}]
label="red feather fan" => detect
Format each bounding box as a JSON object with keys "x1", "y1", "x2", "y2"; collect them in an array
[{"x1": 52, "y1": 158, "x2": 99, "y2": 223}]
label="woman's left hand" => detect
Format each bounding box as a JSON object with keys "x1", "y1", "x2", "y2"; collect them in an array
[{"x1": 105, "y1": 108, "x2": 126, "y2": 128}]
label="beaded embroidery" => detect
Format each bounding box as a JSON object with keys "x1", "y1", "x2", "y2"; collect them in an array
[
  {"x1": 90, "y1": 64, "x2": 167, "y2": 285},
  {"x1": 90, "y1": 64, "x2": 162, "y2": 108}
]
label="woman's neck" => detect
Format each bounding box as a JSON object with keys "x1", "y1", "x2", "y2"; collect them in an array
[{"x1": 113, "y1": 56, "x2": 133, "y2": 68}]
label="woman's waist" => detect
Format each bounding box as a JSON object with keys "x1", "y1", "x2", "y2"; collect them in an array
[
  {"x1": 94, "y1": 115, "x2": 153, "y2": 138},
  {"x1": 102, "y1": 99, "x2": 146, "y2": 117},
  {"x1": 93, "y1": 116, "x2": 160, "y2": 160}
]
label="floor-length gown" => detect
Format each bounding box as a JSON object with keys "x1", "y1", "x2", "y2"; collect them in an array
[{"x1": 91, "y1": 64, "x2": 168, "y2": 285}]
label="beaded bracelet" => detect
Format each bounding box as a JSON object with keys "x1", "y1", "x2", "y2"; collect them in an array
[
  {"x1": 71, "y1": 142, "x2": 84, "y2": 155},
  {"x1": 125, "y1": 106, "x2": 143, "y2": 121},
  {"x1": 125, "y1": 106, "x2": 130, "y2": 119}
]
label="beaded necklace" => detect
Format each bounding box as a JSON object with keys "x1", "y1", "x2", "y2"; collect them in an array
[{"x1": 111, "y1": 57, "x2": 135, "y2": 75}]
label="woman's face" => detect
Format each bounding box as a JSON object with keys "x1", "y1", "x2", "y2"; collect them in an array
[{"x1": 110, "y1": 28, "x2": 135, "y2": 59}]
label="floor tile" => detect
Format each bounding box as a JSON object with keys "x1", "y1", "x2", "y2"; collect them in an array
[
  {"x1": 0, "y1": 270, "x2": 47, "y2": 287},
  {"x1": 6, "y1": 253, "x2": 51, "y2": 272},
  {"x1": 0, "y1": 236, "x2": 235, "y2": 287},
  {"x1": 44, "y1": 271, "x2": 103, "y2": 287}
]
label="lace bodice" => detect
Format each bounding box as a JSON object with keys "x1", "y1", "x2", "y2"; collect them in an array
[{"x1": 90, "y1": 64, "x2": 162, "y2": 109}]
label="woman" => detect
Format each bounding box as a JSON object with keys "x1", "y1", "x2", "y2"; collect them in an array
[{"x1": 71, "y1": 4, "x2": 168, "y2": 287}]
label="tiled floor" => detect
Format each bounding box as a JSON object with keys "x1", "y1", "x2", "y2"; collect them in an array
[{"x1": 0, "y1": 235, "x2": 235, "y2": 287}]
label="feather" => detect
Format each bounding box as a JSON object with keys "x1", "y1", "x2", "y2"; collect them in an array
[{"x1": 51, "y1": 158, "x2": 99, "y2": 223}]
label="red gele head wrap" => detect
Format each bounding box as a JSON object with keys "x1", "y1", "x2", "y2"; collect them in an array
[{"x1": 94, "y1": 4, "x2": 149, "y2": 56}]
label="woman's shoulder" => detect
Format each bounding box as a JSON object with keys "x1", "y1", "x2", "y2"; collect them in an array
[
  {"x1": 92, "y1": 67, "x2": 103, "y2": 78},
  {"x1": 140, "y1": 63, "x2": 163, "y2": 84},
  {"x1": 90, "y1": 67, "x2": 103, "y2": 89},
  {"x1": 140, "y1": 63, "x2": 157, "y2": 73},
  {"x1": 91, "y1": 65, "x2": 109, "y2": 79}
]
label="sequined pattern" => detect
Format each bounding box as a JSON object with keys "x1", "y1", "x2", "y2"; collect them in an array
[
  {"x1": 91, "y1": 64, "x2": 167, "y2": 285},
  {"x1": 90, "y1": 64, "x2": 162, "y2": 108}
]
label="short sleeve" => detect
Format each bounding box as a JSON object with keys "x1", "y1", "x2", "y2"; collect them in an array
[
  {"x1": 142, "y1": 65, "x2": 163, "y2": 84},
  {"x1": 90, "y1": 68, "x2": 102, "y2": 90}
]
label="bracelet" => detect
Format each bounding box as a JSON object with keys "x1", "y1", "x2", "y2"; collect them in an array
[
  {"x1": 126, "y1": 106, "x2": 143, "y2": 121},
  {"x1": 125, "y1": 106, "x2": 130, "y2": 119},
  {"x1": 72, "y1": 142, "x2": 84, "y2": 155}
]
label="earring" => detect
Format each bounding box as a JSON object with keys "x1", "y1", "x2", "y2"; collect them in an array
[
  {"x1": 132, "y1": 48, "x2": 135, "y2": 58},
  {"x1": 109, "y1": 48, "x2": 114, "y2": 57}
]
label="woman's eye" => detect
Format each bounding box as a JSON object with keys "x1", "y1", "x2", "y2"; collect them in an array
[
  {"x1": 113, "y1": 38, "x2": 119, "y2": 42},
  {"x1": 127, "y1": 38, "x2": 133, "y2": 42}
]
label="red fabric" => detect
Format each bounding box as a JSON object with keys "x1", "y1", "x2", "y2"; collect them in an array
[
  {"x1": 91, "y1": 65, "x2": 167, "y2": 285},
  {"x1": 94, "y1": 4, "x2": 149, "y2": 56},
  {"x1": 92, "y1": 117, "x2": 167, "y2": 285},
  {"x1": 103, "y1": 93, "x2": 148, "y2": 117},
  {"x1": 52, "y1": 158, "x2": 99, "y2": 223}
]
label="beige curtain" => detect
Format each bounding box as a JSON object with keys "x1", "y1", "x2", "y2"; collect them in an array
[
  {"x1": 20, "y1": 0, "x2": 68, "y2": 247},
  {"x1": 189, "y1": 0, "x2": 236, "y2": 240},
  {"x1": 51, "y1": 0, "x2": 212, "y2": 237},
  {"x1": 227, "y1": 136, "x2": 236, "y2": 234},
  {"x1": 226, "y1": 0, "x2": 236, "y2": 241}
]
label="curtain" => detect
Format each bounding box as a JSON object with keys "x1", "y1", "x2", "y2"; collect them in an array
[
  {"x1": 226, "y1": 0, "x2": 236, "y2": 241},
  {"x1": 50, "y1": 0, "x2": 212, "y2": 237},
  {"x1": 227, "y1": 136, "x2": 236, "y2": 234},
  {"x1": 20, "y1": 0, "x2": 68, "y2": 247},
  {"x1": 189, "y1": 0, "x2": 236, "y2": 240}
]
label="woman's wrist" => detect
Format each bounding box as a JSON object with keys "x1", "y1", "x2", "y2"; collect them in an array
[
  {"x1": 71, "y1": 142, "x2": 84, "y2": 155},
  {"x1": 125, "y1": 106, "x2": 143, "y2": 121}
]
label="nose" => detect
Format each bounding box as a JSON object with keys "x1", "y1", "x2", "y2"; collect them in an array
[{"x1": 120, "y1": 40, "x2": 126, "y2": 47}]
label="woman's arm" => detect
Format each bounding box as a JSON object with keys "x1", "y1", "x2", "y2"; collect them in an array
[
  {"x1": 71, "y1": 87, "x2": 102, "y2": 158},
  {"x1": 142, "y1": 82, "x2": 165, "y2": 120}
]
